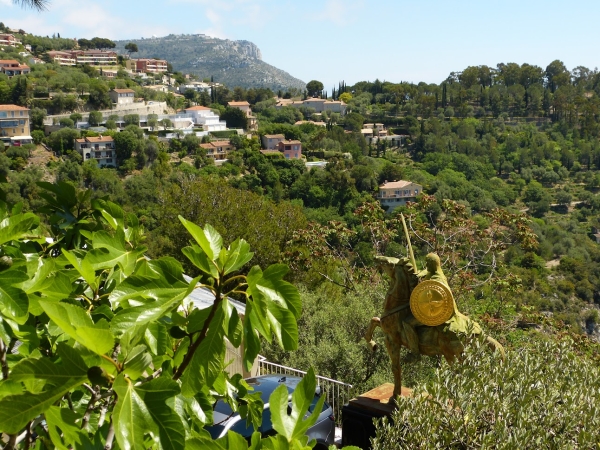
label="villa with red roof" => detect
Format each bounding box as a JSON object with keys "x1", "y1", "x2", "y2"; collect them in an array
[{"x1": 0, "y1": 60, "x2": 30, "y2": 78}]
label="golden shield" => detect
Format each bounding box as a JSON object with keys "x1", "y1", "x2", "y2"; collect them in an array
[{"x1": 410, "y1": 280, "x2": 455, "y2": 326}]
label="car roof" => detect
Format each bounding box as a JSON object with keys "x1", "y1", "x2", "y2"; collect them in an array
[
  {"x1": 244, "y1": 375, "x2": 303, "y2": 402},
  {"x1": 211, "y1": 375, "x2": 305, "y2": 417},
  {"x1": 207, "y1": 375, "x2": 330, "y2": 439}
]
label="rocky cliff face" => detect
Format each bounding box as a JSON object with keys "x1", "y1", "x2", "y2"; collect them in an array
[
  {"x1": 115, "y1": 34, "x2": 304, "y2": 91},
  {"x1": 233, "y1": 40, "x2": 262, "y2": 60}
]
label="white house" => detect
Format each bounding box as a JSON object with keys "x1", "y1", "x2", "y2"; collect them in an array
[
  {"x1": 109, "y1": 89, "x2": 135, "y2": 105},
  {"x1": 182, "y1": 106, "x2": 227, "y2": 132},
  {"x1": 179, "y1": 81, "x2": 212, "y2": 94},
  {"x1": 75, "y1": 135, "x2": 117, "y2": 167}
]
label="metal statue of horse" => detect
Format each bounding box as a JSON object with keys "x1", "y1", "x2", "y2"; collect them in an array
[{"x1": 364, "y1": 253, "x2": 504, "y2": 398}]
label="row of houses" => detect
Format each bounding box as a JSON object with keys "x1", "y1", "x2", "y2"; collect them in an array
[
  {"x1": 46, "y1": 50, "x2": 167, "y2": 75},
  {"x1": 2, "y1": 103, "x2": 418, "y2": 211}
]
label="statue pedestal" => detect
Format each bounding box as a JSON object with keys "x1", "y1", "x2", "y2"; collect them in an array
[{"x1": 341, "y1": 383, "x2": 412, "y2": 449}]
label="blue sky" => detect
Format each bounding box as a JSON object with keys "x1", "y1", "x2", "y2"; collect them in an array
[{"x1": 3, "y1": 0, "x2": 600, "y2": 90}]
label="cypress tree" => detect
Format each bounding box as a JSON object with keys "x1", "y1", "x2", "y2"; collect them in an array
[{"x1": 442, "y1": 83, "x2": 447, "y2": 108}]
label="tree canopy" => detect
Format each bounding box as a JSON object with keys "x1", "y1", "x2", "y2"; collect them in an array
[{"x1": 306, "y1": 80, "x2": 324, "y2": 98}]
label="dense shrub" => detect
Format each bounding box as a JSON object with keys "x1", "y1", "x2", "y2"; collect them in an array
[{"x1": 372, "y1": 337, "x2": 600, "y2": 449}]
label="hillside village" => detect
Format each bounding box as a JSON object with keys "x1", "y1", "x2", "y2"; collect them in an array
[
  {"x1": 3, "y1": 24, "x2": 600, "y2": 336},
  {"x1": 4, "y1": 19, "x2": 600, "y2": 449}
]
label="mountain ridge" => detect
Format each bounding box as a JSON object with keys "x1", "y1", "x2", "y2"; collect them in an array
[{"x1": 114, "y1": 34, "x2": 306, "y2": 92}]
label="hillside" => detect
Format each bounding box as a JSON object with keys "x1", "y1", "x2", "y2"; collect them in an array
[{"x1": 114, "y1": 34, "x2": 306, "y2": 92}]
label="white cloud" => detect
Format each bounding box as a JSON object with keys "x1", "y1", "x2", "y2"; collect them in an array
[
  {"x1": 61, "y1": 3, "x2": 119, "y2": 38},
  {"x1": 205, "y1": 8, "x2": 220, "y2": 23},
  {"x1": 4, "y1": 14, "x2": 58, "y2": 36},
  {"x1": 316, "y1": 0, "x2": 364, "y2": 26}
]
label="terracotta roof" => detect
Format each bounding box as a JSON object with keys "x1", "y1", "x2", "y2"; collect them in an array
[
  {"x1": 280, "y1": 140, "x2": 301, "y2": 145},
  {"x1": 87, "y1": 136, "x2": 114, "y2": 143},
  {"x1": 264, "y1": 134, "x2": 284, "y2": 138},
  {"x1": 111, "y1": 89, "x2": 135, "y2": 93},
  {"x1": 77, "y1": 136, "x2": 114, "y2": 143},
  {"x1": 0, "y1": 104, "x2": 29, "y2": 111},
  {"x1": 185, "y1": 106, "x2": 211, "y2": 111},
  {"x1": 200, "y1": 140, "x2": 232, "y2": 149},
  {"x1": 0, "y1": 60, "x2": 19, "y2": 64},
  {"x1": 228, "y1": 101, "x2": 250, "y2": 106},
  {"x1": 380, "y1": 180, "x2": 415, "y2": 189}
]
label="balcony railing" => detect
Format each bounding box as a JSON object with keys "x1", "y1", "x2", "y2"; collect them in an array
[{"x1": 257, "y1": 358, "x2": 354, "y2": 426}]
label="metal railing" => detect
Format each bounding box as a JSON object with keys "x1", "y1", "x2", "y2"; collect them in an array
[{"x1": 258, "y1": 359, "x2": 354, "y2": 426}]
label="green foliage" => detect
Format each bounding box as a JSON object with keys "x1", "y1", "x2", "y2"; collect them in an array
[
  {"x1": 152, "y1": 176, "x2": 306, "y2": 271},
  {"x1": 88, "y1": 111, "x2": 103, "y2": 126},
  {"x1": 221, "y1": 107, "x2": 249, "y2": 130},
  {"x1": 372, "y1": 337, "x2": 600, "y2": 449},
  {"x1": 47, "y1": 127, "x2": 80, "y2": 154},
  {"x1": 125, "y1": 42, "x2": 139, "y2": 54},
  {"x1": 306, "y1": 80, "x2": 324, "y2": 98},
  {"x1": 0, "y1": 181, "x2": 324, "y2": 449}
]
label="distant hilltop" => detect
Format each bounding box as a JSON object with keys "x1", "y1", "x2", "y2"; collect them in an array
[{"x1": 114, "y1": 34, "x2": 305, "y2": 92}]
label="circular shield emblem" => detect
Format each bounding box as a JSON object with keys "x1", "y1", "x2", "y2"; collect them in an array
[{"x1": 410, "y1": 280, "x2": 455, "y2": 326}]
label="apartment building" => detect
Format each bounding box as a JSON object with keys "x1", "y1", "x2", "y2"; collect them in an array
[
  {"x1": 126, "y1": 58, "x2": 168, "y2": 73},
  {"x1": 0, "y1": 34, "x2": 21, "y2": 47},
  {"x1": 75, "y1": 135, "x2": 117, "y2": 167},
  {"x1": 72, "y1": 50, "x2": 117, "y2": 65},
  {"x1": 47, "y1": 51, "x2": 76, "y2": 66},
  {"x1": 45, "y1": 50, "x2": 117, "y2": 66},
  {"x1": 0, "y1": 104, "x2": 31, "y2": 146}
]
